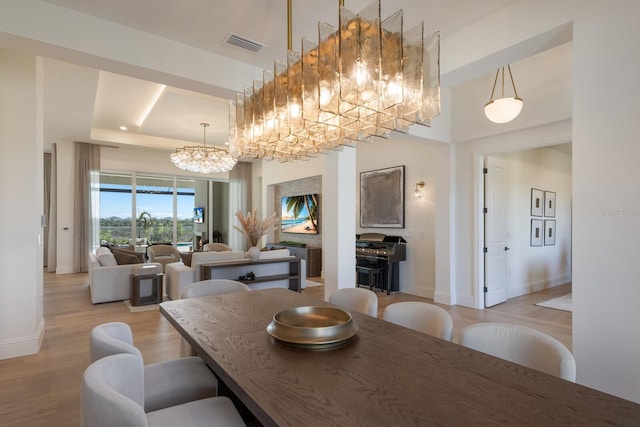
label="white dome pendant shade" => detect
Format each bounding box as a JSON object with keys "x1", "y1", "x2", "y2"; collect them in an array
[{"x1": 484, "y1": 65, "x2": 523, "y2": 124}]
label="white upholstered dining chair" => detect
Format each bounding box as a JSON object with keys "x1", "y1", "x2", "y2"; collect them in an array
[
  {"x1": 90, "y1": 322, "x2": 218, "y2": 412},
  {"x1": 181, "y1": 279, "x2": 251, "y2": 298},
  {"x1": 328, "y1": 287, "x2": 378, "y2": 317},
  {"x1": 382, "y1": 302, "x2": 454, "y2": 341},
  {"x1": 82, "y1": 353, "x2": 245, "y2": 427},
  {"x1": 458, "y1": 322, "x2": 576, "y2": 382},
  {"x1": 179, "y1": 279, "x2": 251, "y2": 356}
]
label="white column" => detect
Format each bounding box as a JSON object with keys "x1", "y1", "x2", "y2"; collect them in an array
[
  {"x1": 434, "y1": 143, "x2": 456, "y2": 305},
  {"x1": 0, "y1": 49, "x2": 44, "y2": 359},
  {"x1": 572, "y1": 0, "x2": 640, "y2": 403},
  {"x1": 322, "y1": 148, "x2": 356, "y2": 300}
]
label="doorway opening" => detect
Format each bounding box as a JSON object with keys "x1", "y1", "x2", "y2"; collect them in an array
[{"x1": 480, "y1": 144, "x2": 573, "y2": 308}]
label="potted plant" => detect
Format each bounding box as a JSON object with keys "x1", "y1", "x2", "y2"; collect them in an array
[{"x1": 234, "y1": 209, "x2": 278, "y2": 261}]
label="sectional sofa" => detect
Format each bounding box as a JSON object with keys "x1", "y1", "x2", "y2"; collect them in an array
[{"x1": 89, "y1": 247, "x2": 162, "y2": 304}]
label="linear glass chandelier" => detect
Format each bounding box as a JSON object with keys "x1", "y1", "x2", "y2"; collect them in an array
[
  {"x1": 171, "y1": 122, "x2": 238, "y2": 173},
  {"x1": 229, "y1": 0, "x2": 441, "y2": 162}
]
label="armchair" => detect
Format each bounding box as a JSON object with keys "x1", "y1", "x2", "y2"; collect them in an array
[{"x1": 147, "y1": 244, "x2": 181, "y2": 273}]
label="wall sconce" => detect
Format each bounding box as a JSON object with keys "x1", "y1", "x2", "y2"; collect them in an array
[{"x1": 414, "y1": 181, "x2": 425, "y2": 198}]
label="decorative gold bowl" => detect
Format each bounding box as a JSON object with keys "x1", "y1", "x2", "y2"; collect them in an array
[{"x1": 266, "y1": 306, "x2": 359, "y2": 348}]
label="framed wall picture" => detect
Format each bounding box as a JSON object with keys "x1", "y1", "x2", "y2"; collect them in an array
[
  {"x1": 544, "y1": 191, "x2": 556, "y2": 217},
  {"x1": 360, "y1": 165, "x2": 405, "y2": 228},
  {"x1": 530, "y1": 219, "x2": 543, "y2": 246},
  {"x1": 531, "y1": 188, "x2": 544, "y2": 217},
  {"x1": 544, "y1": 220, "x2": 556, "y2": 245}
]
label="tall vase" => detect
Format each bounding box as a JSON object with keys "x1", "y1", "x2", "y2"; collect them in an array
[{"x1": 247, "y1": 246, "x2": 261, "y2": 261}]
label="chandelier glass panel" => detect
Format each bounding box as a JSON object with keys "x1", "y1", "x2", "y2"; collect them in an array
[{"x1": 229, "y1": 0, "x2": 441, "y2": 162}]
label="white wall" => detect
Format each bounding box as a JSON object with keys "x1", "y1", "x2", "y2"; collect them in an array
[
  {"x1": 452, "y1": 43, "x2": 572, "y2": 143},
  {"x1": 572, "y1": 0, "x2": 640, "y2": 403},
  {"x1": 260, "y1": 135, "x2": 442, "y2": 299},
  {"x1": 453, "y1": 120, "x2": 572, "y2": 308},
  {"x1": 445, "y1": 0, "x2": 640, "y2": 403},
  {"x1": 499, "y1": 147, "x2": 572, "y2": 298},
  {"x1": 54, "y1": 140, "x2": 75, "y2": 274},
  {"x1": 356, "y1": 135, "x2": 440, "y2": 298},
  {"x1": 0, "y1": 49, "x2": 44, "y2": 359}
]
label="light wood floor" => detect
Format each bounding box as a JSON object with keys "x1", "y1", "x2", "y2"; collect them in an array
[{"x1": 0, "y1": 272, "x2": 571, "y2": 426}]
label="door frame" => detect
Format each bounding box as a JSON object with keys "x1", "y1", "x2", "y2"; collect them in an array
[{"x1": 473, "y1": 133, "x2": 572, "y2": 309}]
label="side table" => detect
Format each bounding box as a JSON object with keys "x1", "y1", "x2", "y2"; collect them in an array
[{"x1": 130, "y1": 265, "x2": 163, "y2": 306}]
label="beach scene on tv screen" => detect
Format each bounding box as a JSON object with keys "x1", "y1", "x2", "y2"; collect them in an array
[{"x1": 281, "y1": 194, "x2": 318, "y2": 234}]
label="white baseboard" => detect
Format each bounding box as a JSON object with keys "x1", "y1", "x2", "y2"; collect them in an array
[
  {"x1": 400, "y1": 284, "x2": 434, "y2": 299},
  {"x1": 508, "y1": 275, "x2": 572, "y2": 299},
  {"x1": 434, "y1": 291, "x2": 454, "y2": 306},
  {"x1": 0, "y1": 317, "x2": 45, "y2": 360},
  {"x1": 455, "y1": 293, "x2": 476, "y2": 308}
]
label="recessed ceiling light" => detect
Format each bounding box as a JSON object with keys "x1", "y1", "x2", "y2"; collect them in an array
[{"x1": 119, "y1": 126, "x2": 128, "y2": 131}]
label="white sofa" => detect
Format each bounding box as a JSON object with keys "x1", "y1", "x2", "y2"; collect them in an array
[
  {"x1": 165, "y1": 249, "x2": 306, "y2": 300},
  {"x1": 89, "y1": 248, "x2": 162, "y2": 304}
]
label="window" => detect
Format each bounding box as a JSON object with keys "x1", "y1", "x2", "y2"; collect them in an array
[
  {"x1": 135, "y1": 175, "x2": 177, "y2": 244},
  {"x1": 99, "y1": 173, "x2": 225, "y2": 250}
]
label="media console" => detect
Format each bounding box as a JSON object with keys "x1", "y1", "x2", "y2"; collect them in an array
[{"x1": 200, "y1": 258, "x2": 302, "y2": 292}]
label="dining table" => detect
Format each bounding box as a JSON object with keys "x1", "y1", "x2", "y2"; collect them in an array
[{"x1": 159, "y1": 288, "x2": 640, "y2": 426}]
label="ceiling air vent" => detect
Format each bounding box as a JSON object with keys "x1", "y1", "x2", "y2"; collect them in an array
[{"x1": 225, "y1": 34, "x2": 263, "y2": 53}]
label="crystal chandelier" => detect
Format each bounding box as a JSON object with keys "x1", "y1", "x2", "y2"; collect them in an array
[
  {"x1": 171, "y1": 122, "x2": 238, "y2": 173},
  {"x1": 484, "y1": 65, "x2": 523, "y2": 124},
  {"x1": 229, "y1": 0, "x2": 441, "y2": 162}
]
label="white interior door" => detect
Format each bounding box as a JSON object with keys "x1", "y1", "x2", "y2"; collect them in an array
[{"x1": 484, "y1": 156, "x2": 509, "y2": 307}]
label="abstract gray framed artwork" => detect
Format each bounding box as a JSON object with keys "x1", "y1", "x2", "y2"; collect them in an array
[
  {"x1": 544, "y1": 220, "x2": 556, "y2": 245},
  {"x1": 531, "y1": 188, "x2": 543, "y2": 217},
  {"x1": 531, "y1": 219, "x2": 543, "y2": 246},
  {"x1": 360, "y1": 165, "x2": 405, "y2": 228},
  {"x1": 544, "y1": 191, "x2": 556, "y2": 218}
]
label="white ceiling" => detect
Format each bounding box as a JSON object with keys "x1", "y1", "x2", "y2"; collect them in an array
[{"x1": 40, "y1": 0, "x2": 519, "y2": 151}]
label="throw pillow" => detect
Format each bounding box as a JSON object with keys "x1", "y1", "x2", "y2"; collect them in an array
[
  {"x1": 97, "y1": 252, "x2": 118, "y2": 267},
  {"x1": 180, "y1": 252, "x2": 193, "y2": 267},
  {"x1": 112, "y1": 248, "x2": 144, "y2": 265}
]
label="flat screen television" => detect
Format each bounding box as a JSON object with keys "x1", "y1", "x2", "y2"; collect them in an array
[
  {"x1": 193, "y1": 207, "x2": 204, "y2": 223},
  {"x1": 281, "y1": 194, "x2": 319, "y2": 234}
]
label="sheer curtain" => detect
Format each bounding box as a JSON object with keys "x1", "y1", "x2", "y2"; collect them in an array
[
  {"x1": 229, "y1": 162, "x2": 251, "y2": 251},
  {"x1": 43, "y1": 152, "x2": 51, "y2": 268},
  {"x1": 47, "y1": 145, "x2": 57, "y2": 273},
  {"x1": 73, "y1": 142, "x2": 100, "y2": 273}
]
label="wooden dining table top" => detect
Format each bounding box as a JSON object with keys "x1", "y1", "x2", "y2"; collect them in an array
[{"x1": 159, "y1": 288, "x2": 640, "y2": 426}]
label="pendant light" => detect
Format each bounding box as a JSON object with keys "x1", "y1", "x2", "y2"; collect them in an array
[{"x1": 484, "y1": 65, "x2": 523, "y2": 124}]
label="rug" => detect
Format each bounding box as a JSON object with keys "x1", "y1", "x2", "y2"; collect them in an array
[
  {"x1": 123, "y1": 299, "x2": 161, "y2": 313},
  {"x1": 534, "y1": 293, "x2": 572, "y2": 312}
]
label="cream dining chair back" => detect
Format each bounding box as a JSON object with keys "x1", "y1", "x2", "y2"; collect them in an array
[
  {"x1": 179, "y1": 279, "x2": 251, "y2": 356},
  {"x1": 90, "y1": 322, "x2": 218, "y2": 412},
  {"x1": 81, "y1": 353, "x2": 245, "y2": 427},
  {"x1": 382, "y1": 302, "x2": 454, "y2": 341},
  {"x1": 181, "y1": 279, "x2": 251, "y2": 298},
  {"x1": 328, "y1": 287, "x2": 378, "y2": 317},
  {"x1": 459, "y1": 322, "x2": 576, "y2": 382}
]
